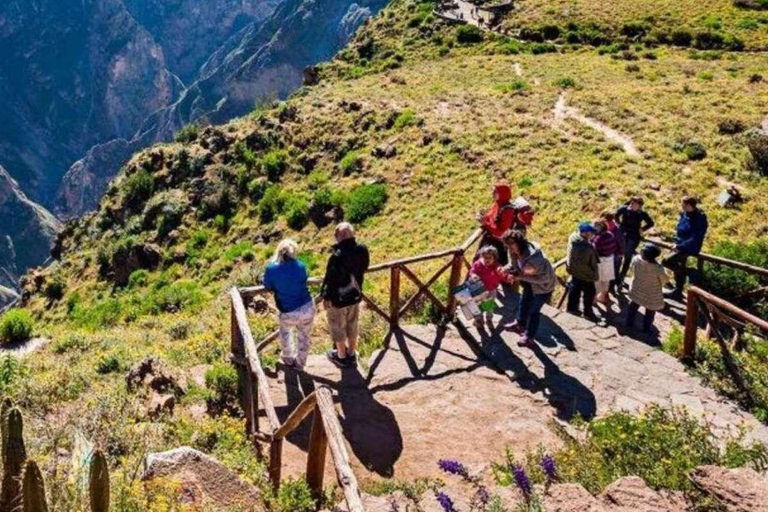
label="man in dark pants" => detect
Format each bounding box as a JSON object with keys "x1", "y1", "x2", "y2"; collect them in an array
[
  {"x1": 663, "y1": 196, "x2": 708, "y2": 301},
  {"x1": 566, "y1": 222, "x2": 599, "y2": 321},
  {"x1": 615, "y1": 196, "x2": 655, "y2": 283}
]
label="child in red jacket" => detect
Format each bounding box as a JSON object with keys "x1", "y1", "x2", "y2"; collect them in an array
[{"x1": 469, "y1": 245, "x2": 510, "y2": 326}]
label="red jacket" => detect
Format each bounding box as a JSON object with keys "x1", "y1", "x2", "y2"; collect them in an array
[
  {"x1": 482, "y1": 183, "x2": 515, "y2": 238},
  {"x1": 470, "y1": 259, "x2": 509, "y2": 292}
]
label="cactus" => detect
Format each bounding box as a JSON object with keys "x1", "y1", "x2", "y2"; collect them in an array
[
  {"x1": 88, "y1": 450, "x2": 110, "y2": 512},
  {"x1": 0, "y1": 398, "x2": 12, "y2": 462},
  {"x1": 0, "y1": 408, "x2": 27, "y2": 512},
  {"x1": 21, "y1": 460, "x2": 48, "y2": 512}
]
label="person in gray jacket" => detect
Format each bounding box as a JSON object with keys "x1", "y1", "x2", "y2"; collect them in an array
[
  {"x1": 566, "y1": 222, "x2": 599, "y2": 321},
  {"x1": 503, "y1": 230, "x2": 556, "y2": 347}
]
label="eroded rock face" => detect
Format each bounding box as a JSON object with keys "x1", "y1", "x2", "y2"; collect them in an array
[
  {"x1": 690, "y1": 465, "x2": 768, "y2": 512},
  {"x1": 599, "y1": 476, "x2": 686, "y2": 512},
  {"x1": 544, "y1": 483, "x2": 604, "y2": 512},
  {"x1": 143, "y1": 447, "x2": 264, "y2": 510}
]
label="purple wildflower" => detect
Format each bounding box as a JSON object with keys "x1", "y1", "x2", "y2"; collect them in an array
[
  {"x1": 472, "y1": 485, "x2": 491, "y2": 506},
  {"x1": 512, "y1": 464, "x2": 533, "y2": 499},
  {"x1": 435, "y1": 491, "x2": 457, "y2": 512},
  {"x1": 540, "y1": 454, "x2": 558, "y2": 483},
  {"x1": 438, "y1": 459, "x2": 469, "y2": 478}
]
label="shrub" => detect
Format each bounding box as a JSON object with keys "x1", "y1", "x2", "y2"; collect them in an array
[
  {"x1": 339, "y1": 150, "x2": 364, "y2": 175},
  {"x1": 149, "y1": 280, "x2": 206, "y2": 314},
  {"x1": 205, "y1": 362, "x2": 239, "y2": 415},
  {"x1": 199, "y1": 180, "x2": 234, "y2": 220},
  {"x1": 345, "y1": 184, "x2": 388, "y2": 223},
  {"x1": 43, "y1": 277, "x2": 66, "y2": 301},
  {"x1": 530, "y1": 42, "x2": 557, "y2": 54},
  {"x1": 258, "y1": 185, "x2": 285, "y2": 223},
  {"x1": 283, "y1": 194, "x2": 311, "y2": 230},
  {"x1": 498, "y1": 405, "x2": 768, "y2": 496},
  {"x1": 456, "y1": 25, "x2": 483, "y2": 44},
  {"x1": 393, "y1": 109, "x2": 417, "y2": 130},
  {"x1": 95, "y1": 354, "x2": 122, "y2": 375},
  {"x1": 51, "y1": 333, "x2": 90, "y2": 354},
  {"x1": 693, "y1": 31, "x2": 725, "y2": 49},
  {"x1": 677, "y1": 141, "x2": 707, "y2": 161},
  {"x1": 128, "y1": 269, "x2": 150, "y2": 289},
  {"x1": 247, "y1": 178, "x2": 268, "y2": 203},
  {"x1": 122, "y1": 169, "x2": 154, "y2": 212},
  {"x1": 0, "y1": 356, "x2": 27, "y2": 395},
  {"x1": 670, "y1": 30, "x2": 693, "y2": 47},
  {"x1": 540, "y1": 24, "x2": 561, "y2": 40},
  {"x1": 271, "y1": 478, "x2": 316, "y2": 512},
  {"x1": 262, "y1": 149, "x2": 289, "y2": 182},
  {"x1": 554, "y1": 77, "x2": 577, "y2": 89},
  {"x1": 224, "y1": 242, "x2": 256, "y2": 263},
  {"x1": 175, "y1": 123, "x2": 200, "y2": 144},
  {"x1": 747, "y1": 132, "x2": 768, "y2": 175},
  {"x1": 494, "y1": 80, "x2": 528, "y2": 93},
  {"x1": 717, "y1": 118, "x2": 747, "y2": 134},
  {"x1": 0, "y1": 310, "x2": 33, "y2": 345},
  {"x1": 621, "y1": 21, "x2": 650, "y2": 39},
  {"x1": 703, "y1": 239, "x2": 768, "y2": 316}
]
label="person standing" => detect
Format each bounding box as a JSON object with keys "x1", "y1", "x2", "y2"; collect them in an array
[
  {"x1": 503, "y1": 230, "x2": 556, "y2": 347},
  {"x1": 627, "y1": 244, "x2": 668, "y2": 333},
  {"x1": 615, "y1": 197, "x2": 655, "y2": 282},
  {"x1": 592, "y1": 220, "x2": 618, "y2": 304},
  {"x1": 663, "y1": 196, "x2": 708, "y2": 301},
  {"x1": 600, "y1": 211, "x2": 625, "y2": 294},
  {"x1": 321, "y1": 223, "x2": 370, "y2": 368},
  {"x1": 477, "y1": 182, "x2": 516, "y2": 266},
  {"x1": 566, "y1": 222, "x2": 599, "y2": 321},
  {"x1": 263, "y1": 239, "x2": 316, "y2": 371}
]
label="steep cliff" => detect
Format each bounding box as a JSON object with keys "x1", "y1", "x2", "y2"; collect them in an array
[{"x1": 0, "y1": 166, "x2": 60, "y2": 305}]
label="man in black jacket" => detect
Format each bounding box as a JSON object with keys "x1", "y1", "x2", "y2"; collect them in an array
[
  {"x1": 615, "y1": 196, "x2": 655, "y2": 282},
  {"x1": 321, "y1": 222, "x2": 370, "y2": 367}
]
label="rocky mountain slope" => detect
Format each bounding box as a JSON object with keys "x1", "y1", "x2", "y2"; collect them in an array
[{"x1": 1, "y1": 0, "x2": 384, "y2": 297}]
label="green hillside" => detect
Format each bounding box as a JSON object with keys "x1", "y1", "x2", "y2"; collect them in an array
[{"x1": 3, "y1": 0, "x2": 768, "y2": 508}]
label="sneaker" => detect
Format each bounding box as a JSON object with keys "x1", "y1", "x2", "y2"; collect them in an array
[
  {"x1": 504, "y1": 321, "x2": 525, "y2": 334},
  {"x1": 326, "y1": 350, "x2": 347, "y2": 368}
]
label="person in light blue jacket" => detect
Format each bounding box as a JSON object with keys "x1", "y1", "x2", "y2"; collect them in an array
[
  {"x1": 263, "y1": 239, "x2": 315, "y2": 371},
  {"x1": 663, "y1": 196, "x2": 708, "y2": 300}
]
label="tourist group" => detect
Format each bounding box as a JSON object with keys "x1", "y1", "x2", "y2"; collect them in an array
[{"x1": 261, "y1": 182, "x2": 708, "y2": 369}]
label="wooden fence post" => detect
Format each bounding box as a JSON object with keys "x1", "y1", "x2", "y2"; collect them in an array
[
  {"x1": 446, "y1": 252, "x2": 464, "y2": 319},
  {"x1": 683, "y1": 288, "x2": 699, "y2": 361},
  {"x1": 306, "y1": 405, "x2": 328, "y2": 499},
  {"x1": 269, "y1": 440, "x2": 283, "y2": 491},
  {"x1": 231, "y1": 296, "x2": 257, "y2": 442},
  {"x1": 390, "y1": 266, "x2": 401, "y2": 328}
]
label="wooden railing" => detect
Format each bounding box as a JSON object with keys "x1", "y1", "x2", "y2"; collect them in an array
[{"x1": 230, "y1": 288, "x2": 365, "y2": 511}]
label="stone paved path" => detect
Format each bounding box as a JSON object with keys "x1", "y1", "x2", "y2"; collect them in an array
[{"x1": 261, "y1": 289, "x2": 768, "y2": 487}]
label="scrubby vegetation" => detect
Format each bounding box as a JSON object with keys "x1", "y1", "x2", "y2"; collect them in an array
[
  {"x1": 4, "y1": 0, "x2": 768, "y2": 508},
  {"x1": 498, "y1": 405, "x2": 768, "y2": 496},
  {"x1": 0, "y1": 309, "x2": 33, "y2": 345}
]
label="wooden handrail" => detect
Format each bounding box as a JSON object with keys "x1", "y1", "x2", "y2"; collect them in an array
[
  {"x1": 683, "y1": 286, "x2": 768, "y2": 359},
  {"x1": 643, "y1": 237, "x2": 768, "y2": 279},
  {"x1": 272, "y1": 391, "x2": 319, "y2": 440}
]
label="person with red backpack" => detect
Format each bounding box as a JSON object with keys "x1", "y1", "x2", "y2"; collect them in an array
[{"x1": 476, "y1": 183, "x2": 534, "y2": 266}]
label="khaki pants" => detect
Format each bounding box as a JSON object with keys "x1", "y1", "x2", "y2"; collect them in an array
[{"x1": 326, "y1": 303, "x2": 360, "y2": 345}]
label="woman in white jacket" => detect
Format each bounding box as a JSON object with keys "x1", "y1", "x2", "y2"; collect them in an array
[{"x1": 627, "y1": 244, "x2": 668, "y2": 333}]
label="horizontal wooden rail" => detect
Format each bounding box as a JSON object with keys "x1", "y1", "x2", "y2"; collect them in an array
[
  {"x1": 643, "y1": 237, "x2": 768, "y2": 279},
  {"x1": 683, "y1": 286, "x2": 768, "y2": 359}
]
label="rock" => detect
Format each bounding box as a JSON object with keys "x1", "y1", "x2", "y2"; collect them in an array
[
  {"x1": 188, "y1": 365, "x2": 211, "y2": 389},
  {"x1": 599, "y1": 476, "x2": 683, "y2": 511},
  {"x1": 147, "y1": 392, "x2": 175, "y2": 418},
  {"x1": 111, "y1": 243, "x2": 162, "y2": 287},
  {"x1": 690, "y1": 465, "x2": 768, "y2": 512},
  {"x1": 247, "y1": 297, "x2": 270, "y2": 314},
  {"x1": 716, "y1": 187, "x2": 743, "y2": 208},
  {"x1": 543, "y1": 483, "x2": 605, "y2": 511},
  {"x1": 126, "y1": 358, "x2": 183, "y2": 396},
  {"x1": 372, "y1": 143, "x2": 397, "y2": 158},
  {"x1": 303, "y1": 65, "x2": 320, "y2": 86},
  {"x1": 143, "y1": 447, "x2": 264, "y2": 510}
]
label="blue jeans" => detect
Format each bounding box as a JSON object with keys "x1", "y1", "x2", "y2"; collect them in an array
[{"x1": 517, "y1": 283, "x2": 552, "y2": 339}]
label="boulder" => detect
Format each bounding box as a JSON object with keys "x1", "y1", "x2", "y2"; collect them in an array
[
  {"x1": 111, "y1": 243, "x2": 162, "y2": 287},
  {"x1": 716, "y1": 187, "x2": 743, "y2": 208},
  {"x1": 372, "y1": 143, "x2": 397, "y2": 159},
  {"x1": 599, "y1": 476, "x2": 685, "y2": 511},
  {"x1": 690, "y1": 465, "x2": 768, "y2": 512},
  {"x1": 147, "y1": 392, "x2": 175, "y2": 418},
  {"x1": 544, "y1": 483, "x2": 605, "y2": 511},
  {"x1": 143, "y1": 447, "x2": 264, "y2": 510},
  {"x1": 126, "y1": 357, "x2": 183, "y2": 396},
  {"x1": 303, "y1": 65, "x2": 320, "y2": 86}
]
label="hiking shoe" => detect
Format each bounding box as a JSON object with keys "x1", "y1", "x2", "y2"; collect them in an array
[
  {"x1": 504, "y1": 321, "x2": 525, "y2": 334},
  {"x1": 326, "y1": 350, "x2": 348, "y2": 368}
]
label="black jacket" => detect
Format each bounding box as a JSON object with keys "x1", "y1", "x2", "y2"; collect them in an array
[
  {"x1": 615, "y1": 205, "x2": 655, "y2": 240},
  {"x1": 320, "y1": 238, "x2": 370, "y2": 307}
]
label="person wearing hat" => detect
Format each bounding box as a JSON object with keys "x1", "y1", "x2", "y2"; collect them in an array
[
  {"x1": 627, "y1": 243, "x2": 668, "y2": 333},
  {"x1": 566, "y1": 222, "x2": 599, "y2": 321}
]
